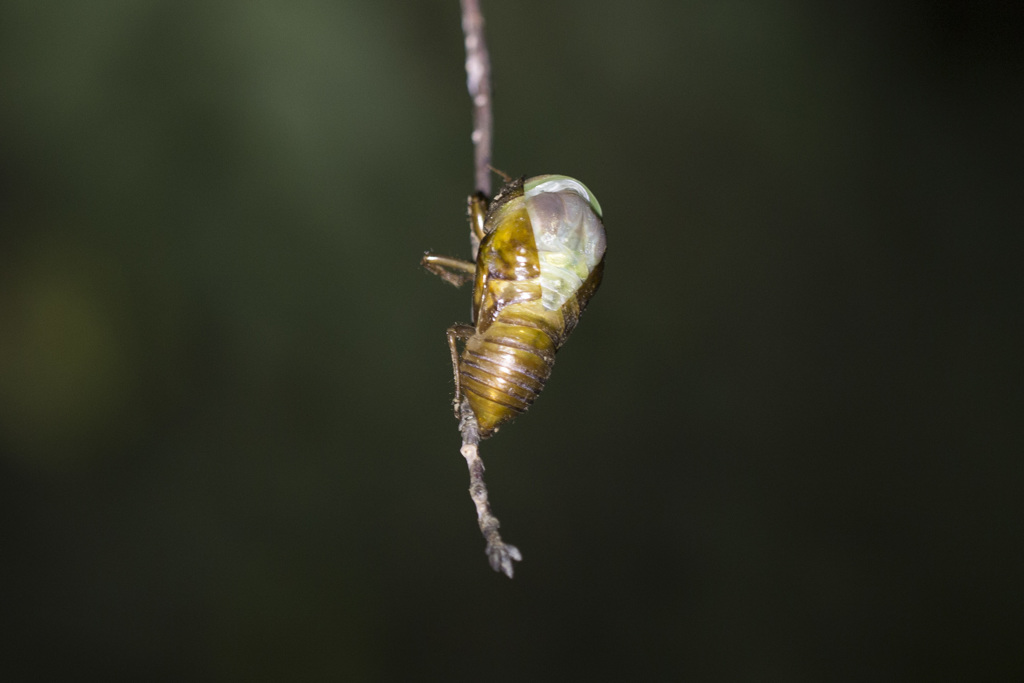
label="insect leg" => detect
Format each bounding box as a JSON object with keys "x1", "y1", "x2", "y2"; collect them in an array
[
  {"x1": 422, "y1": 253, "x2": 476, "y2": 287},
  {"x1": 446, "y1": 324, "x2": 475, "y2": 417},
  {"x1": 468, "y1": 192, "x2": 488, "y2": 259}
]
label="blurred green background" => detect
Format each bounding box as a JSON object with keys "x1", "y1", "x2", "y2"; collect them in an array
[{"x1": 1, "y1": 1, "x2": 1021, "y2": 679}]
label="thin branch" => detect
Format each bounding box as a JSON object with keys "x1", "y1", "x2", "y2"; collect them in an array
[
  {"x1": 460, "y1": 0, "x2": 493, "y2": 199},
  {"x1": 458, "y1": 0, "x2": 519, "y2": 577},
  {"x1": 459, "y1": 398, "x2": 521, "y2": 578}
]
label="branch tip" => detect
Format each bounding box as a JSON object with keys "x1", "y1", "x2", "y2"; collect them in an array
[{"x1": 459, "y1": 398, "x2": 521, "y2": 578}]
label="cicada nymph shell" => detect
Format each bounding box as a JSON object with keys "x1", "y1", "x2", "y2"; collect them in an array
[{"x1": 423, "y1": 175, "x2": 606, "y2": 437}]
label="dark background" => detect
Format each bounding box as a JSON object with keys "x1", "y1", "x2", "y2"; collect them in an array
[{"x1": 1, "y1": 1, "x2": 1021, "y2": 680}]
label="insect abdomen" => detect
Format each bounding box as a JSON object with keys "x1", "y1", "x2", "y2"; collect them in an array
[{"x1": 459, "y1": 311, "x2": 559, "y2": 438}]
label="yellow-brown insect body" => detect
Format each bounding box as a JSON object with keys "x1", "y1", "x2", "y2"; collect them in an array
[{"x1": 460, "y1": 176, "x2": 606, "y2": 437}]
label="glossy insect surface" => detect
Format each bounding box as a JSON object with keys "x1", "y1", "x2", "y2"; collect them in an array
[{"x1": 422, "y1": 174, "x2": 606, "y2": 437}]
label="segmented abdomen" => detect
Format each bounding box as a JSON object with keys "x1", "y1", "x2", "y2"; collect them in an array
[{"x1": 459, "y1": 308, "x2": 559, "y2": 438}]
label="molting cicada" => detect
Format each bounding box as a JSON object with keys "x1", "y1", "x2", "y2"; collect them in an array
[{"x1": 422, "y1": 175, "x2": 606, "y2": 437}]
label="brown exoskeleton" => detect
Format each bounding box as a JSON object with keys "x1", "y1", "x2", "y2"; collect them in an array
[{"x1": 422, "y1": 175, "x2": 606, "y2": 437}]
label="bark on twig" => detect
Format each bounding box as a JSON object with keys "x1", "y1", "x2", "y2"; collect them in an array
[
  {"x1": 460, "y1": 399, "x2": 521, "y2": 578},
  {"x1": 460, "y1": 0, "x2": 493, "y2": 198},
  {"x1": 458, "y1": 0, "x2": 520, "y2": 578}
]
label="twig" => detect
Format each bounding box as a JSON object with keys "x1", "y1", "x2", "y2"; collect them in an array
[
  {"x1": 459, "y1": 399, "x2": 521, "y2": 578},
  {"x1": 460, "y1": 0, "x2": 493, "y2": 198},
  {"x1": 458, "y1": 0, "x2": 519, "y2": 577}
]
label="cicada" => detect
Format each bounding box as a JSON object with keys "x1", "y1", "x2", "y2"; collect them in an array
[{"x1": 422, "y1": 175, "x2": 606, "y2": 437}]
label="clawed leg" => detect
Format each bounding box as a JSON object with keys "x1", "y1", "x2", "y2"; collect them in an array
[
  {"x1": 447, "y1": 324, "x2": 475, "y2": 417},
  {"x1": 422, "y1": 253, "x2": 476, "y2": 287}
]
